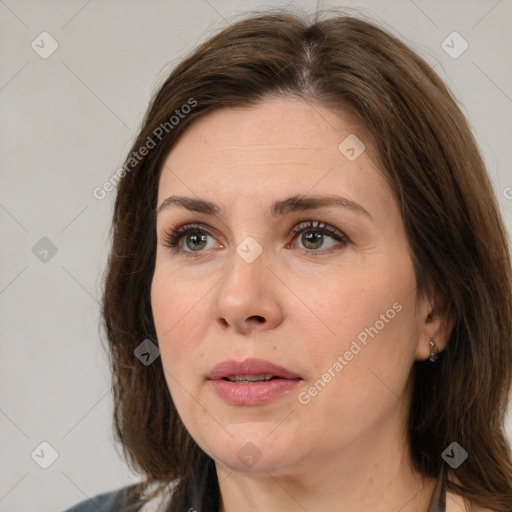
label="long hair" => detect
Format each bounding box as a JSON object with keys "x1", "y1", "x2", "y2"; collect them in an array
[{"x1": 101, "y1": 8, "x2": 512, "y2": 511}]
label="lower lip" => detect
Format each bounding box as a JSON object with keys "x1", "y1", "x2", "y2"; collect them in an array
[{"x1": 208, "y1": 378, "x2": 302, "y2": 405}]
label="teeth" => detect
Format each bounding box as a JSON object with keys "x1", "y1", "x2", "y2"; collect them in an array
[{"x1": 226, "y1": 374, "x2": 273, "y2": 383}]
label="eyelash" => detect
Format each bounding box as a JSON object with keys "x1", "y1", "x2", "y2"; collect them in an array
[{"x1": 161, "y1": 220, "x2": 349, "y2": 258}]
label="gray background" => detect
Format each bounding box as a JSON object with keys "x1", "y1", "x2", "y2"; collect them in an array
[{"x1": 1, "y1": 0, "x2": 511, "y2": 510}]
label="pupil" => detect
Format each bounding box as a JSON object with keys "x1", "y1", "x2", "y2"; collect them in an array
[
  {"x1": 302, "y1": 231, "x2": 322, "y2": 249},
  {"x1": 186, "y1": 232, "x2": 207, "y2": 251}
]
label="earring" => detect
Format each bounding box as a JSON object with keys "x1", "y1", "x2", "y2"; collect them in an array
[{"x1": 429, "y1": 339, "x2": 439, "y2": 362}]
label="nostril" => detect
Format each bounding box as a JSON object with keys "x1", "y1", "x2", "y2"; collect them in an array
[{"x1": 249, "y1": 315, "x2": 265, "y2": 323}]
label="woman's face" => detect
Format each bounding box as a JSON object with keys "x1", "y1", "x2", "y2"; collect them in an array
[{"x1": 151, "y1": 97, "x2": 434, "y2": 477}]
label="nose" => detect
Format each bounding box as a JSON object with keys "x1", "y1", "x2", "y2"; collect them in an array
[{"x1": 211, "y1": 244, "x2": 284, "y2": 335}]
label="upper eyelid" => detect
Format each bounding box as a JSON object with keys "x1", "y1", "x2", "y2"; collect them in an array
[
  {"x1": 170, "y1": 222, "x2": 222, "y2": 240},
  {"x1": 289, "y1": 220, "x2": 345, "y2": 238}
]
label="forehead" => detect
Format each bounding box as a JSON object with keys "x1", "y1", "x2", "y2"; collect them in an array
[{"x1": 157, "y1": 97, "x2": 389, "y2": 214}]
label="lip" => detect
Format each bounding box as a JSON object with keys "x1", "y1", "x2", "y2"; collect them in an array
[
  {"x1": 207, "y1": 358, "x2": 301, "y2": 380},
  {"x1": 207, "y1": 358, "x2": 302, "y2": 406}
]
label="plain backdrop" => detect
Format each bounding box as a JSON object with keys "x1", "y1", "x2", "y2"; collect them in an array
[{"x1": 1, "y1": 1, "x2": 511, "y2": 511}]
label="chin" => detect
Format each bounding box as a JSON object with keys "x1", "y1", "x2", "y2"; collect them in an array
[
  {"x1": 214, "y1": 448, "x2": 294, "y2": 477},
  {"x1": 202, "y1": 428, "x2": 300, "y2": 476}
]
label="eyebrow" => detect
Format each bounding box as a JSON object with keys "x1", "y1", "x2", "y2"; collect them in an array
[{"x1": 156, "y1": 194, "x2": 372, "y2": 220}]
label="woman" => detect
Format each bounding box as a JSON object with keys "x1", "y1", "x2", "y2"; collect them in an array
[{"x1": 64, "y1": 7, "x2": 512, "y2": 512}]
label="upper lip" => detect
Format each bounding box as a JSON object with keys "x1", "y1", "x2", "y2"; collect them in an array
[{"x1": 207, "y1": 358, "x2": 301, "y2": 380}]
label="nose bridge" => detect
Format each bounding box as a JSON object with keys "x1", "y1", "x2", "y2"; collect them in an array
[
  {"x1": 212, "y1": 234, "x2": 281, "y2": 331},
  {"x1": 219, "y1": 234, "x2": 267, "y2": 303},
  {"x1": 219, "y1": 204, "x2": 270, "y2": 280}
]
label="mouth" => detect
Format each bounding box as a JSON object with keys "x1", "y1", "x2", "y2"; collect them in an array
[
  {"x1": 207, "y1": 358, "x2": 302, "y2": 405},
  {"x1": 207, "y1": 357, "x2": 301, "y2": 381},
  {"x1": 221, "y1": 374, "x2": 284, "y2": 384}
]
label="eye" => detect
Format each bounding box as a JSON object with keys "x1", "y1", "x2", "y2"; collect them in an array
[
  {"x1": 287, "y1": 220, "x2": 349, "y2": 255},
  {"x1": 162, "y1": 223, "x2": 220, "y2": 257},
  {"x1": 161, "y1": 220, "x2": 349, "y2": 257}
]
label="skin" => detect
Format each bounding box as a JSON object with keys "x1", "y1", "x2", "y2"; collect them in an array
[{"x1": 151, "y1": 97, "x2": 456, "y2": 512}]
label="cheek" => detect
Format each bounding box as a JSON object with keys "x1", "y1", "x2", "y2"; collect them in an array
[
  {"x1": 150, "y1": 271, "x2": 208, "y2": 390},
  {"x1": 299, "y1": 258, "x2": 416, "y2": 353},
  {"x1": 151, "y1": 262, "x2": 212, "y2": 340},
  {"x1": 296, "y1": 256, "x2": 419, "y2": 406},
  {"x1": 151, "y1": 280, "x2": 217, "y2": 453}
]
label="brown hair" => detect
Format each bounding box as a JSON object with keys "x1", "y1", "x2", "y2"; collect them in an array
[{"x1": 101, "y1": 7, "x2": 512, "y2": 511}]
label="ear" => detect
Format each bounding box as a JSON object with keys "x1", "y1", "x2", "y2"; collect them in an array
[{"x1": 415, "y1": 285, "x2": 455, "y2": 361}]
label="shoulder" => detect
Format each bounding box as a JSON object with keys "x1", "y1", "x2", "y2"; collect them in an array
[
  {"x1": 62, "y1": 483, "x2": 144, "y2": 512},
  {"x1": 62, "y1": 481, "x2": 178, "y2": 512}
]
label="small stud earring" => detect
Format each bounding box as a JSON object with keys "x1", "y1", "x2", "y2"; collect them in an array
[{"x1": 429, "y1": 339, "x2": 439, "y2": 362}]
